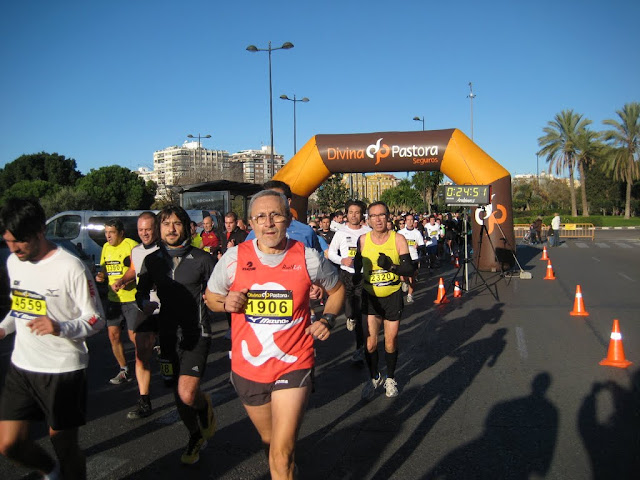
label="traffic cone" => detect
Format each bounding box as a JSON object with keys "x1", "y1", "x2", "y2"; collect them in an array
[
  {"x1": 570, "y1": 285, "x2": 589, "y2": 316},
  {"x1": 543, "y1": 259, "x2": 556, "y2": 280},
  {"x1": 434, "y1": 277, "x2": 449, "y2": 304},
  {"x1": 453, "y1": 281, "x2": 462, "y2": 298},
  {"x1": 600, "y1": 319, "x2": 632, "y2": 368},
  {"x1": 454, "y1": 256, "x2": 460, "y2": 268},
  {"x1": 540, "y1": 246, "x2": 549, "y2": 261}
]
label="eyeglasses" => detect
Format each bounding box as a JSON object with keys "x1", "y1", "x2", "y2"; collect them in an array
[
  {"x1": 251, "y1": 212, "x2": 288, "y2": 225},
  {"x1": 368, "y1": 213, "x2": 387, "y2": 219}
]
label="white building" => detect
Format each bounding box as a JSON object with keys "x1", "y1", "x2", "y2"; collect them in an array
[
  {"x1": 152, "y1": 141, "x2": 231, "y2": 196},
  {"x1": 230, "y1": 146, "x2": 285, "y2": 184}
]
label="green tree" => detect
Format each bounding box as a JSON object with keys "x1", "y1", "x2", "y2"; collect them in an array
[
  {"x1": 40, "y1": 186, "x2": 95, "y2": 218},
  {"x1": 316, "y1": 174, "x2": 349, "y2": 213},
  {"x1": 2, "y1": 180, "x2": 60, "y2": 203},
  {"x1": 76, "y1": 165, "x2": 156, "y2": 210},
  {"x1": 538, "y1": 110, "x2": 592, "y2": 216},
  {"x1": 584, "y1": 160, "x2": 622, "y2": 215},
  {"x1": 0, "y1": 152, "x2": 82, "y2": 191},
  {"x1": 602, "y1": 102, "x2": 640, "y2": 219},
  {"x1": 411, "y1": 171, "x2": 443, "y2": 214},
  {"x1": 380, "y1": 180, "x2": 422, "y2": 213},
  {"x1": 574, "y1": 128, "x2": 605, "y2": 216}
]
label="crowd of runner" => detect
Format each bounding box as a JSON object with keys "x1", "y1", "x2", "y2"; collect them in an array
[{"x1": 0, "y1": 189, "x2": 470, "y2": 480}]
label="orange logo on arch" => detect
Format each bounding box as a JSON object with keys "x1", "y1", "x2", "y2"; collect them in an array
[
  {"x1": 475, "y1": 196, "x2": 508, "y2": 235},
  {"x1": 366, "y1": 138, "x2": 391, "y2": 165}
]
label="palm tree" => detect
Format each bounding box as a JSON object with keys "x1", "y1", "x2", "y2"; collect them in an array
[
  {"x1": 574, "y1": 128, "x2": 604, "y2": 216},
  {"x1": 411, "y1": 171, "x2": 443, "y2": 214},
  {"x1": 538, "y1": 110, "x2": 592, "y2": 216},
  {"x1": 601, "y1": 102, "x2": 640, "y2": 219}
]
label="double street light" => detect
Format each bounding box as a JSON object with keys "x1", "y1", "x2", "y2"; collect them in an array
[
  {"x1": 187, "y1": 133, "x2": 211, "y2": 176},
  {"x1": 246, "y1": 41, "x2": 294, "y2": 177},
  {"x1": 280, "y1": 94, "x2": 309, "y2": 154}
]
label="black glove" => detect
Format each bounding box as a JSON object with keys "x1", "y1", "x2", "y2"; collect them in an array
[{"x1": 378, "y1": 252, "x2": 393, "y2": 271}]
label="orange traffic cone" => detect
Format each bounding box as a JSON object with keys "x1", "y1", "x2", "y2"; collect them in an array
[
  {"x1": 434, "y1": 277, "x2": 449, "y2": 304},
  {"x1": 540, "y1": 246, "x2": 549, "y2": 261},
  {"x1": 543, "y1": 259, "x2": 556, "y2": 280},
  {"x1": 454, "y1": 256, "x2": 460, "y2": 268},
  {"x1": 570, "y1": 285, "x2": 589, "y2": 316},
  {"x1": 453, "y1": 281, "x2": 462, "y2": 298},
  {"x1": 600, "y1": 319, "x2": 632, "y2": 368}
]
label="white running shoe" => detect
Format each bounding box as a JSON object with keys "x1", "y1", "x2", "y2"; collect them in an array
[
  {"x1": 401, "y1": 281, "x2": 409, "y2": 293},
  {"x1": 384, "y1": 377, "x2": 399, "y2": 397},
  {"x1": 361, "y1": 373, "x2": 384, "y2": 401},
  {"x1": 346, "y1": 318, "x2": 356, "y2": 331},
  {"x1": 406, "y1": 294, "x2": 414, "y2": 304}
]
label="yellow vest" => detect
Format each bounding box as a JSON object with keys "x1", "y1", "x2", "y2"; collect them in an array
[
  {"x1": 362, "y1": 231, "x2": 400, "y2": 297},
  {"x1": 100, "y1": 238, "x2": 138, "y2": 303}
]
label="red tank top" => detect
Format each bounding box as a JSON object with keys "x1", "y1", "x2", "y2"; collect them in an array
[{"x1": 231, "y1": 240, "x2": 313, "y2": 382}]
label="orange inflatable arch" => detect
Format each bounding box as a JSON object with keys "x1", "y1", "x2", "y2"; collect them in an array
[{"x1": 273, "y1": 128, "x2": 515, "y2": 271}]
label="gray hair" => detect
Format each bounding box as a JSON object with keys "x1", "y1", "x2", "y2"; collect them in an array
[{"x1": 249, "y1": 190, "x2": 291, "y2": 219}]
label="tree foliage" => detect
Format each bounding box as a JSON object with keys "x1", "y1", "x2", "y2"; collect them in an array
[
  {"x1": 316, "y1": 174, "x2": 349, "y2": 213},
  {"x1": 601, "y1": 102, "x2": 640, "y2": 218},
  {"x1": 2, "y1": 180, "x2": 60, "y2": 203},
  {"x1": 40, "y1": 187, "x2": 95, "y2": 218},
  {"x1": 0, "y1": 152, "x2": 81, "y2": 191},
  {"x1": 76, "y1": 165, "x2": 156, "y2": 210},
  {"x1": 411, "y1": 171, "x2": 443, "y2": 214},
  {"x1": 380, "y1": 180, "x2": 422, "y2": 213}
]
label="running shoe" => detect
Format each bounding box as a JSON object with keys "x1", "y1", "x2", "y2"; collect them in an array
[
  {"x1": 384, "y1": 377, "x2": 399, "y2": 397},
  {"x1": 109, "y1": 369, "x2": 131, "y2": 385},
  {"x1": 345, "y1": 318, "x2": 356, "y2": 331},
  {"x1": 126, "y1": 397, "x2": 152, "y2": 420},
  {"x1": 351, "y1": 347, "x2": 364, "y2": 363},
  {"x1": 406, "y1": 294, "x2": 414, "y2": 304},
  {"x1": 401, "y1": 281, "x2": 409, "y2": 293},
  {"x1": 200, "y1": 394, "x2": 217, "y2": 440},
  {"x1": 361, "y1": 373, "x2": 384, "y2": 401},
  {"x1": 181, "y1": 433, "x2": 207, "y2": 465}
]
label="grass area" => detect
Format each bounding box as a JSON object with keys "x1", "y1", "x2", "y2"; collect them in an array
[{"x1": 513, "y1": 215, "x2": 640, "y2": 227}]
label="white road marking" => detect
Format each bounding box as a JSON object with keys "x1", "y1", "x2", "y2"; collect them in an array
[
  {"x1": 576, "y1": 242, "x2": 589, "y2": 248},
  {"x1": 592, "y1": 257, "x2": 601, "y2": 262},
  {"x1": 595, "y1": 243, "x2": 610, "y2": 248},
  {"x1": 613, "y1": 242, "x2": 632, "y2": 249},
  {"x1": 515, "y1": 326, "x2": 528, "y2": 360},
  {"x1": 618, "y1": 273, "x2": 636, "y2": 282}
]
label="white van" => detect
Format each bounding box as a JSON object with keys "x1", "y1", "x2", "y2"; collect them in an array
[{"x1": 45, "y1": 210, "x2": 221, "y2": 268}]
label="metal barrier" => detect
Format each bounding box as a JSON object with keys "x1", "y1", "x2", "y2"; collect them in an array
[{"x1": 514, "y1": 223, "x2": 595, "y2": 241}]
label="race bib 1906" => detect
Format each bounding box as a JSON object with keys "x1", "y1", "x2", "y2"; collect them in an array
[{"x1": 245, "y1": 290, "x2": 294, "y2": 324}]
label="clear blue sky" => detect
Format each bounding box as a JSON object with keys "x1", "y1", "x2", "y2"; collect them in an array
[{"x1": 1, "y1": 0, "x2": 638, "y2": 179}]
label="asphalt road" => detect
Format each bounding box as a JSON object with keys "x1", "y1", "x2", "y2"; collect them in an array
[{"x1": 1, "y1": 229, "x2": 639, "y2": 479}]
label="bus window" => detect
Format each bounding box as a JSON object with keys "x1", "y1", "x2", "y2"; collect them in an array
[{"x1": 45, "y1": 214, "x2": 81, "y2": 240}]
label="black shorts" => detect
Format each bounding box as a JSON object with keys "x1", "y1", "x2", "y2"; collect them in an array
[
  {"x1": 135, "y1": 313, "x2": 159, "y2": 334},
  {"x1": 362, "y1": 289, "x2": 404, "y2": 321},
  {"x1": 0, "y1": 364, "x2": 87, "y2": 431},
  {"x1": 178, "y1": 336, "x2": 211, "y2": 378},
  {"x1": 230, "y1": 368, "x2": 313, "y2": 407}
]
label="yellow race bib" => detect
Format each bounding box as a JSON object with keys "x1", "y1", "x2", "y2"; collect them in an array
[
  {"x1": 11, "y1": 289, "x2": 47, "y2": 320},
  {"x1": 245, "y1": 290, "x2": 294, "y2": 324}
]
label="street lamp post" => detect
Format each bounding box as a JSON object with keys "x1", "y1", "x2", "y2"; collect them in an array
[
  {"x1": 246, "y1": 41, "x2": 294, "y2": 178},
  {"x1": 187, "y1": 134, "x2": 211, "y2": 178},
  {"x1": 280, "y1": 94, "x2": 309, "y2": 154},
  {"x1": 412, "y1": 116, "x2": 425, "y2": 131},
  {"x1": 467, "y1": 82, "x2": 476, "y2": 141}
]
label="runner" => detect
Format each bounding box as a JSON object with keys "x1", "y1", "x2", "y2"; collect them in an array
[
  {"x1": 355, "y1": 201, "x2": 415, "y2": 399},
  {"x1": 135, "y1": 205, "x2": 216, "y2": 465},
  {"x1": 205, "y1": 189, "x2": 344, "y2": 480},
  {"x1": 95, "y1": 219, "x2": 139, "y2": 385},
  {"x1": 111, "y1": 212, "x2": 161, "y2": 420},
  {"x1": 327, "y1": 200, "x2": 371, "y2": 361},
  {"x1": 200, "y1": 216, "x2": 220, "y2": 257},
  {"x1": 397, "y1": 213, "x2": 424, "y2": 304},
  {"x1": 0, "y1": 198, "x2": 104, "y2": 480}
]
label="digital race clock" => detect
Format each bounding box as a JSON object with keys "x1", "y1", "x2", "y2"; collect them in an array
[{"x1": 438, "y1": 185, "x2": 491, "y2": 206}]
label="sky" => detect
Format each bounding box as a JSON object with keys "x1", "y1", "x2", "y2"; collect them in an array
[{"x1": 1, "y1": 0, "x2": 638, "y2": 180}]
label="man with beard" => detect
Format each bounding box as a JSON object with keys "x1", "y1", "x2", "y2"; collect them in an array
[
  {"x1": 0, "y1": 198, "x2": 104, "y2": 480},
  {"x1": 136, "y1": 206, "x2": 216, "y2": 465}
]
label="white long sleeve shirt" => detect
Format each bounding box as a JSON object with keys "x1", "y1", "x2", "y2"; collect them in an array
[
  {"x1": 0, "y1": 247, "x2": 105, "y2": 373},
  {"x1": 328, "y1": 224, "x2": 371, "y2": 273}
]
